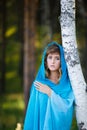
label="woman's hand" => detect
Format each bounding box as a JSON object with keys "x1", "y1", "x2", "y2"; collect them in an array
[{"x1": 34, "y1": 81, "x2": 51, "y2": 97}]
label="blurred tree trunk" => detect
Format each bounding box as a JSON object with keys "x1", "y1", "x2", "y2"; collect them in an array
[
  {"x1": 38, "y1": 0, "x2": 52, "y2": 45},
  {"x1": 60, "y1": 0, "x2": 87, "y2": 129},
  {"x1": 18, "y1": 0, "x2": 24, "y2": 86},
  {"x1": 83, "y1": 0, "x2": 87, "y2": 82},
  {"x1": 24, "y1": 0, "x2": 38, "y2": 111},
  {"x1": 0, "y1": 0, "x2": 6, "y2": 93},
  {"x1": 49, "y1": 0, "x2": 60, "y2": 35},
  {"x1": 0, "y1": 1, "x2": 1, "y2": 92}
]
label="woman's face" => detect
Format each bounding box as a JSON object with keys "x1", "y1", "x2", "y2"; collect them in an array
[{"x1": 47, "y1": 52, "x2": 60, "y2": 72}]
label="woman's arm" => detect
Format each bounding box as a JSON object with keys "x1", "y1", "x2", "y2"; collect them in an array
[{"x1": 34, "y1": 81, "x2": 52, "y2": 97}]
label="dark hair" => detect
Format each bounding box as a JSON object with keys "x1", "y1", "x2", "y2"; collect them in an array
[{"x1": 44, "y1": 44, "x2": 61, "y2": 78}]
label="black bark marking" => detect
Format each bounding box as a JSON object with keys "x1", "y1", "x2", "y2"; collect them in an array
[
  {"x1": 60, "y1": 0, "x2": 75, "y2": 27},
  {"x1": 64, "y1": 45, "x2": 80, "y2": 67},
  {"x1": 78, "y1": 122, "x2": 87, "y2": 130},
  {"x1": 85, "y1": 85, "x2": 87, "y2": 92}
]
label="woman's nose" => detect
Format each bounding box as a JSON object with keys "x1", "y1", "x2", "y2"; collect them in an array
[{"x1": 52, "y1": 58, "x2": 55, "y2": 63}]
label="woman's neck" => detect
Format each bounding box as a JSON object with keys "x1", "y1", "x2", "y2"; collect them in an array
[{"x1": 49, "y1": 71, "x2": 60, "y2": 84}]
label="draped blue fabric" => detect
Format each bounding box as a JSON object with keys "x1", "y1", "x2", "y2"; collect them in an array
[{"x1": 24, "y1": 42, "x2": 75, "y2": 130}]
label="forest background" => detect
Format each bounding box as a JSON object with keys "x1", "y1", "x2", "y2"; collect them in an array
[{"x1": 0, "y1": 0, "x2": 87, "y2": 130}]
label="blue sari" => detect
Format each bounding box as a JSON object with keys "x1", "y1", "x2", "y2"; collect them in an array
[{"x1": 24, "y1": 42, "x2": 75, "y2": 130}]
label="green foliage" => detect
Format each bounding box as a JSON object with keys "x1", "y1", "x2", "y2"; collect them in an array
[
  {"x1": 0, "y1": 39, "x2": 24, "y2": 130},
  {"x1": 71, "y1": 114, "x2": 78, "y2": 130},
  {"x1": 0, "y1": 93, "x2": 24, "y2": 130}
]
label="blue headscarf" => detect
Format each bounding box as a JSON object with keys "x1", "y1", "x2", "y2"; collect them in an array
[{"x1": 24, "y1": 41, "x2": 74, "y2": 130}]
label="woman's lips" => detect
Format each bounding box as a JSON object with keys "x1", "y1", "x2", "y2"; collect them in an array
[{"x1": 50, "y1": 65, "x2": 55, "y2": 67}]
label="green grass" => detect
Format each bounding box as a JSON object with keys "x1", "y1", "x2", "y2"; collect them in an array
[
  {"x1": 0, "y1": 93, "x2": 24, "y2": 130},
  {"x1": 0, "y1": 39, "x2": 25, "y2": 130},
  {"x1": 71, "y1": 115, "x2": 78, "y2": 130}
]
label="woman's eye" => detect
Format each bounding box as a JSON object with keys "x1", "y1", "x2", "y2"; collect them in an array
[
  {"x1": 55, "y1": 57, "x2": 60, "y2": 60},
  {"x1": 48, "y1": 56, "x2": 52, "y2": 59}
]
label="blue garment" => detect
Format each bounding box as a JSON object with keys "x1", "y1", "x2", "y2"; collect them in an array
[{"x1": 24, "y1": 42, "x2": 75, "y2": 130}]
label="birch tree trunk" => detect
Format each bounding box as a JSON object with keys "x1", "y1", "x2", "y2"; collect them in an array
[{"x1": 60, "y1": 0, "x2": 87, "y2": 129}]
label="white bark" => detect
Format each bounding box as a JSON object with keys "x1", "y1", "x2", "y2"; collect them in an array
[{"x1": 60, "y1": 0, "x2": 87, "y2": 129}]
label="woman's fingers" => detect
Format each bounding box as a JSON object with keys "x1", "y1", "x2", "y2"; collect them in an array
[
  {"x1": 34, "y1": 81, "x2": 45, "y2": 92},
  {"x1": 34, "y1": 81, "x2": 43, "y2": 88},
  {"x1": 34, "y1": 81, "x2": 42, "y2": 90},
  {"x1": 34, "y1": 82, "x2": 40, "y2": 90},
  {"x1": 34, "y1": 81, "x2": 51, "y2": 96},
  {"x1": 34, "y1": 81, "x2": 43, "y2": 87}
]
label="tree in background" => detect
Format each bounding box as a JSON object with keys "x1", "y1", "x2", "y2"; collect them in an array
[
  {"x1": 60, "y1": 0, "x2": 87, "y2": 129},
  {"x1": 79, "y1": 0, "x2": 87, "y2": 82},
  {"x1": 23, "y1": 0, "x2": 38, "y2": 111},
  {"x1": 0, "y1": 0, "x2": 7, "y2": 93},
  {"x1": 37, "y1": 0, "x2": 52, "y2": 46}
]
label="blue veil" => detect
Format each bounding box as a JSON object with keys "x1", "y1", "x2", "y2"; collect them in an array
[{"x1": 24, "y1": 41, "x2": 74, "y2": 130}]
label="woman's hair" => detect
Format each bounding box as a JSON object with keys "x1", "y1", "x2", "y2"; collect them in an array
[{"x1": 44, "y1": 44, "x2": 61, "y2": 78}]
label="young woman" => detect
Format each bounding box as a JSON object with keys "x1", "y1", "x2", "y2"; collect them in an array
[{"x1": 23, "y1": 41, "x2": 75, "y2": 130}]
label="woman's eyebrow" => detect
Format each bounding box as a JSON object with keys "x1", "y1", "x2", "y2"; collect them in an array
[{"x1": 53, "y1": 54, "x2": 60, "y2": 56}]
